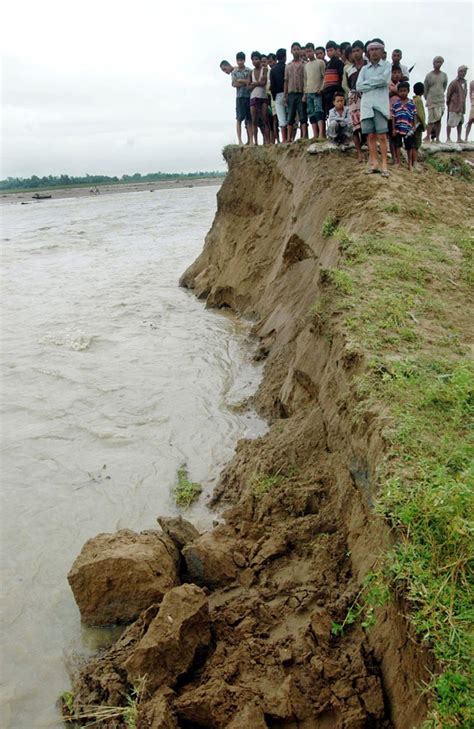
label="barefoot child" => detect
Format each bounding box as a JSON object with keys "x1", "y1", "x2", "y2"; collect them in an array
[
  {"x1": 231, "y1": 52, "x2": 252, "y2": 145},
  {"x1": 249, "y1": 51, "x2": 270, "y2": 145},
  {"x1": 391, "y1": 81, "x2": 417, "y2": 169},
  {"x1": 303, "y1": 43, "x2": 326, "y2": 138},
  {"x1": 356, "y1": 39, "x2": 391, "y2": 176}
]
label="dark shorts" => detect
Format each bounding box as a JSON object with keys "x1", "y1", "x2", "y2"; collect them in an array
[
  {"x1": 322, "y1": 87, "x2": 339, "y2": 117},
  {"x1": 250, "y1": 97, "x2": 267, "y2": 110},
  {"x1": 236, "y1": 96, "x2": 251, "y2": 123},
  {"x1": 287, "y1": 92, "x2": 307, "y2": 125},
  {"x1": 394, "y1": 133, "x2": 416, "y2": 150}
]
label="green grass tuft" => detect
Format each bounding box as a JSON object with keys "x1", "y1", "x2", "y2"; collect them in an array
[
  {"x1": 250, "y1": 472, "x2": 282, "y2": 499},
  {"x1": 174, "y1": 466, "x2": 202, "y2": 508},
  {"x1": 426, "y1": 155, "x2": 473, "y2": 181},
  {"x1": 321, "y1": 267, "x2": 354, "y2": 295},
  {"x1": 321, "y1": 214, "x2": 339, "y2": 238}
]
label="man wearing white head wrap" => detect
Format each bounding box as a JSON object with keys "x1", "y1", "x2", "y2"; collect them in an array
[
  {"x1": 424, "y1": 56, "x2": 448, "y2": 143},
  {"x1": 356, "y1": 39, "x2": 391, "y2": 175}
]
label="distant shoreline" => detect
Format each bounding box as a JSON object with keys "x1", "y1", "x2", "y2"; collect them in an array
[{"x1": 1, "y1": 177, "x2": 223, "y2": 205}]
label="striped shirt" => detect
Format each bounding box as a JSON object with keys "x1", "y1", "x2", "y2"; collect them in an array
[{"x1": 392, "y1": 99, "x2": 416, "y2": 135}]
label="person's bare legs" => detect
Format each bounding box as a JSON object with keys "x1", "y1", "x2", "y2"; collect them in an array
[
  {"x1": 245, "y1": 121, "x2": 251, "y2": 145},
  {"x1": 318, "y1": 120, "x2": 325, "y2": 139},
  {"x1": 435, "y1": 120, "x2": 441, "y2": 142},
  {"x1": 456, "y1": 123, "x2": 463, "y2": 143},
  {"x1": 393, "y1": 142, "x2": 401, "y2": 167},
  {"x1": 424, "y1": 123, "x2": 431, "y2": 142},
  {"x1": 280, "y1": 125, "x2": 288, "y2": 143},
  {"x1": 301, "y1": 123, "x2": 308, "y2": 139},
  {"x1": 378, "y1": 133, "x2": 389, "y2": 173},
  {"x1": 250, "y1": 106, "x2": 258, "y2": 145},
  {"x1": 367, "y1": 133, "x2": 379, "y2": 170},
  {"x1": 389, "y1": 136, "x2": 397, "y2": 165},
  {"x1": 236, "y1": 120, "x2": 243, "y2": 145},
  {"x1": 353, "y1": 131, "x2": 364, "y2": 161},
  {"x1": 465, "y1": 120, "x2": 473, "y2": 142},
  {"x1": 311, "y1": 122, "x2": 319, "y2": 138},
  {"x1": 446, "y1": 122, "x2": 452, "y2": 142}
]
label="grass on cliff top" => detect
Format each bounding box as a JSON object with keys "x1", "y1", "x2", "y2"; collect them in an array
[{"x1": 318, "y1": 221, "x2": 473, "y2": 728}]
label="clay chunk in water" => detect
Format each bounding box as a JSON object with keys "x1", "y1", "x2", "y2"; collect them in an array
[{"x1": 67, "y1": 528, "x2": 180, "y2": 625}]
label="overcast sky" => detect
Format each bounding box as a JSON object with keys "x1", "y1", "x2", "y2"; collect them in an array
[{"x1": 1, "y1": 0, "x2": 472, "y2": 178}]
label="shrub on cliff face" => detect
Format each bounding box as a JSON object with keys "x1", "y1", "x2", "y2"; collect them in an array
[{"x1": 321, "y1": 214, "x2": 339, "y2": 238}]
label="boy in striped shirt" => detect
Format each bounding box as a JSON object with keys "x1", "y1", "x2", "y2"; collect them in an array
[{"x1": 391, "y1": 81, "x2": 417, "y2": 169}]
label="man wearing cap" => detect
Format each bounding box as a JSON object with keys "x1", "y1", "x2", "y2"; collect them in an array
[
  {"x1": 424, "y1": 56, "x2": 448, "y2": 143},
  {"x1": 356, "y1": 39, "x2": 391, "y2": 175},
  {"x1": 446, "y1": 65, "x2": 468, "y2": 143}
]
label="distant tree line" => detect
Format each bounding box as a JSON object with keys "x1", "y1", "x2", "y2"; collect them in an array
[{"x1": 0, "y1": 171, "x2": 226, "y2": 191}]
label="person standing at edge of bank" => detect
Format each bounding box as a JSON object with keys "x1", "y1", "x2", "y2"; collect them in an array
[
  {"x1": 270, "y1": 48, "x2": 288, "y2": 143},
  {"x1": 284, "y1": 42, "x2": 308, "y2": 141},
  {"x1": 356, "y1": 39, "x2": 391, "y2": 176},
  {"x1": 423, "y1": 56, "x2": 448, "y2": 143},
  {"x1": 446, "y1": 65, "x2": 468, "y2": 143},
  {"x1": 231, "y1": 52, "x2": 252, "y2": 145}
]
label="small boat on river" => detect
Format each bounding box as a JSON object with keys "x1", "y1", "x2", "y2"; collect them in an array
[{"x1": 32, "y1": 193, "x2": 52, "y2": 200}]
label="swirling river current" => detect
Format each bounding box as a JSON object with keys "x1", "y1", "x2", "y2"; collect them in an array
[{"x1": 0, "y1": 185, "x2": 267, "y2": 727}]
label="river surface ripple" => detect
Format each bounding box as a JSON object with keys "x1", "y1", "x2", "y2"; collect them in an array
[{"x1": 0, "y1": 186, "x2": 267, "y2": 728}]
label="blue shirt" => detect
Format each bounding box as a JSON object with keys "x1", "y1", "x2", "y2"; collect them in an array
[{"x1": 356, "y1": 60, "x2": 391, "y2": 120}]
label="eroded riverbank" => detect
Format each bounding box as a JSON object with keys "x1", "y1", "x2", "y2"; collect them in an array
[{"x1": 65, "y1": 144, "x2": 473, "y2": 728}]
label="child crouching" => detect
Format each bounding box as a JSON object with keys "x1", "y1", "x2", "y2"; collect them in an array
[{"x1": 327, "y1": 91, "x2": 353, "y2": 146}]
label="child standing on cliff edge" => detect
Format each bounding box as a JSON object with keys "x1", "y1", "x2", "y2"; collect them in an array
[{"x1": 356, "y1": 39, "x2": 391, "y2": 176}]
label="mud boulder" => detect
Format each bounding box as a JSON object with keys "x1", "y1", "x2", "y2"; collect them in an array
[
  {"x1": 157, "y1": 515, "x2": 200, "y2": 550},
  {"x1": 137, "y1": 688, "x2": 178, "y2": 729},
  {"x1": 68, "y1": 529, "x2": 179, "y2": 625},
  {"x1": 182, "y1": 529, "x2": 239, "y2": 588},
  {"x1": 124, "y1": 583, "x2": 210, "y2": 692},
  {"x1": 174, "y1": 680, "x2": 256, "y2": 728}
]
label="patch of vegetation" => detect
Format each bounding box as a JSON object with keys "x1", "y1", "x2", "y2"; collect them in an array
[
  {"x1": 321, "y1": 214, "x2": 339, "y2": 238},
  {"x1": 319, "y1": 223, "x2": 473, "y2": 727},
  {"x1": 174, "y1": 466, "x2": 202, "y2": 508},
  {"x1": 336, "y1": 228, "x2": 354, "y2": 251},
  {"x1": 331, "y1": 569, "x2": 390, "y2": 636},
  {"x1": 61, "y1": 678, "x2": 146, "y2": 727},
  {"x1": 426, "y1": 155, "x2": 473, "y2": 181},
  {"x1": 320, "y1": 268, "x2": 354, "y2": 295},
  {"x1": 250, "y1": 472, "x2": 282, "y2": 499},
  {"x1": 382, "y1": 202, "x2": 400, "y2": 214}
]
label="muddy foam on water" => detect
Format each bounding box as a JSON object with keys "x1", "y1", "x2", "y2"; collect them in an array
[{"x1": 0, "y1": 187, "x2": 267, "y2": 728}]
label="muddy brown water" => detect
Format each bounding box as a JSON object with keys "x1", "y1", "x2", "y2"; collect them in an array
[{"x1": 0, "y1": 186, "x2": 267, "y2": 728}]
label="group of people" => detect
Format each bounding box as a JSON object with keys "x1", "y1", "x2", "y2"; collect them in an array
[{"x1": 220, "y1": 40, "x2": 473, "y2": 175}]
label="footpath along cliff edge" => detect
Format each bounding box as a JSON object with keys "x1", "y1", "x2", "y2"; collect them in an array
[{"x1": 64, "y1": 144, "x2": 473, "y2": 728}]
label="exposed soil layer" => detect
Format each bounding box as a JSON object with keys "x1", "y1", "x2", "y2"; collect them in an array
[{"x1": 66, "y1": 145, "x2": 473, "y2": 728}]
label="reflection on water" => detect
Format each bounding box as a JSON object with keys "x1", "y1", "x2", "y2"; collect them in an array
[{"x1": 0, "y1": 187, "x2": 267, "y2": 728}]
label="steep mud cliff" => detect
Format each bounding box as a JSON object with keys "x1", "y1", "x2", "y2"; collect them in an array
[{"x1": 66, "y1": 144, "x2": 473, "y2": 728}]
